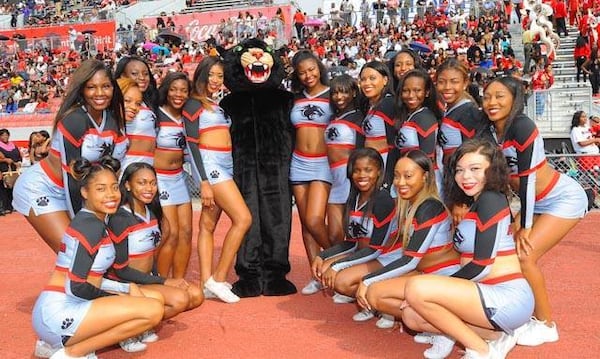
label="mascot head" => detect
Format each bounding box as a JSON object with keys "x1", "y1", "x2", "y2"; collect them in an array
[{"x1": 223, "y1": 38, "x2": 285, "y2": 92}]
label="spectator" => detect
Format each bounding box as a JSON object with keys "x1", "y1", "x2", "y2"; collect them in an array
[
  {"x1": 571, "y1": 110, "x2": 600, "y2": 171},
  {"x1": 4, "y1": 97, "x2": 17, "y2": 113},
  {"x1": 574, "y1": 34, "x2": 591, "y2": 82},
  {"x1": 293, "y1": 9, "x2": 305, "y2": 40}
]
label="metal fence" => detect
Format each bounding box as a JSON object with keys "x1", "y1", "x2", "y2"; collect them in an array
[{"x1": 547, "y1": 152, "x2": 600, "y2": 209}]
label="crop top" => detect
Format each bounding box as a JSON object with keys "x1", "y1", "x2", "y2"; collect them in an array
[
  {"x1": 362, "y1": 93, "x2": 396, "y2": 143},
  {"x1": 362, "y1": 198, "x2": 452, "y2": 286},
  {"x1": 439, "y1": 99, "x2": 484, "y2": 157},
  {"x1": 156, "y1": 107, "x2": 186, "y2": 152},
  {"x1": 493, "y1": 115, "x2": 547, "y2": 229},
  {"x1": 49, "y1": 106, "x2": 124, "y2": 218},
  {"x1": 107, "y1": 206, "x2": 165, "y2": 285},
  {"x1": 290, "y1": 88, "x2": 334, "y2": 129},
  {"x1": 395, "y1": 106, "x2": 439, "y2": 164},
  {"x1": 125, "y1": 104, "x2": 157, "y2": 140},
  {"x1": 319, "y1": 189, "x2": 397, "y2": 271},
  {"x1": 324, "y1": 109, "x2": 365, "y2": 149},
  {"x1": 451, "y1": 191, "x2": 515, "y2": 282},
  {"x1": 55, "y1": 210, "x2": 122, "y2": 300}
]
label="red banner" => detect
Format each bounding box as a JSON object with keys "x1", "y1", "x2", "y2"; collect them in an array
[
  {"x1": 142, "y1": 5, "x2": 292, "y2": 44},
  {"x1": 0, "y1": 21, "x2": 116, "y2": 52}
]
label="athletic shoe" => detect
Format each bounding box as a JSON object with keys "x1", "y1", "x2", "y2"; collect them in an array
[
  {"x1": 488, "y1": 332, "x2": 518, "y2": 358},
  {"x1": 119, "y1": 337, "x2": 147, "y2": 353},
  {"x1": 352, "y1": 309, "x2": 375, "y2": 322},
  {"x1": 375, "y1": 314, "x2": 395, "y2": 329},
  {"x1": 139, "y1": 329, "x2": 159, "y2": 343},
  {"x1": 414, "y1": 332, "x2": 435, "y2": 344},
  {"x1": 300, "y1": 279, "x2": 323, "y2": 295},
  {"x1": 49, "y1": 348, "x2": 87, "y2": 359},
  {"x1": 460, "y1": 347, "x2": 496, "y2": 359},
  {"x1": 423, "y1": 334, "x2": 455, "y2": 359},
  {"x1": 35, "y1": 339, "x2": 59, "y2": 358},
  {"x1": 332, "y1": 292, "x2": 355, "y2": 304},
  {"x1": 203, "y1": 286, "x2": 217, "y2": 299},
  {"x1": 205, "y1": 276, "x2": 241, "y2": 303},
  {"x1": 516, "y1": 317, "x2": 559, "y2": 346}
]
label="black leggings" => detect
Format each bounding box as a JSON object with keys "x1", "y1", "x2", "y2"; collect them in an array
[{"x1": 577, "y1": 56, "x2": 588, "y2": 82}]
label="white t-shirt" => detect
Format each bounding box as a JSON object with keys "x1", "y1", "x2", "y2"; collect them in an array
[{"x1": 571, "y1": 125, "x2": 600, "y2": 154}]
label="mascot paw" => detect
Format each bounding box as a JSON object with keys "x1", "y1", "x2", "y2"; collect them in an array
[
  {"x1": 262, "y1": 278, "x2": 297, "y2": 296},
  {"x1": 232, "y1": 278, "x2": 263, "y2": 298}
]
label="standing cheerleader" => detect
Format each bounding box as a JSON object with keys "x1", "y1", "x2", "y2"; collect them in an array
[
  {"x1": 183, "y1": 57, "x2": 251, "y2": 302},
  {"x1": 153, "y1": 72, "x2": 193, "y2": 279},
  {"x1": 114, "y1": 56, "x2": 159, "y2": 173},
  {"x1": 325, "y1": 74, "x2": 365, "y2": 246},
  {"x1": 13, "y1": 59, "x2": 126, "y2": 253},
  {"x1": 359, "y1": 61, "x2": 398, "y2": 191},
  {"x1": 289, "y1": 50, "x2": 335, "y2": 296}
]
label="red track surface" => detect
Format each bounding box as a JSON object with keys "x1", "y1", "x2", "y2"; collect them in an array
[{"x1": 1, "y1": 210, "x2": 599, "y2": 358}]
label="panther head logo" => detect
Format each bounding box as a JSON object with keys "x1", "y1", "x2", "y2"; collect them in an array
[
  {"x1": 326, "y1": 127, "x2": 340, "y2": 141},
  {"x1": 301, "y1": 104, "x2": 326, "y2": 121}
]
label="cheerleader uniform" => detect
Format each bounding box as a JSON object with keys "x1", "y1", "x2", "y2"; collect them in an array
[
  {"x1": 108, "y1": 206, "x2": 166, "y2": 285},
  {"x1": 13, "y1": 107, "x2": 125, "y2": 218},
  {"x1": 439, "y1": 99, "x2": 486, "y2": 161},
  {"x1": 121, "y1": 104, "x2": 157, "y2": 172},
  {"x1": 362, "y1": 198, "x2": 458, "y2": 287},
  {"x1": 362, "y1": 93, "x2": 398, "y2": 190},
  {"x1": 395, "y1": 106, "x2": 443, "y2": 193},
  {"x1": 324, "y1": 108, "x2": 365, "y2": 204},
  {"x1": 452, "y1": 191, "x2": 534, "y2": 334},
  {"x1": 290, "y1": 88, "x2": 334, "y2": 184},
  {"x1": 183, "y1": 98, "x2": 230, "y2": 186},
  {"x1": 318, "y1": 189, "x2": 397, "y2": 271},
  {"x1": 32, "y1": 210, "x2": 128, "y2": 348},
  {"x1": 155, "y1": 107, "x2": 189, "y2": 206},
  {"x1": 494, "y1": 115, "x2": 587, "y2": 230}
]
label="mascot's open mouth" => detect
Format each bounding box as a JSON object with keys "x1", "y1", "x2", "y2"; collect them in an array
[
  {"x1": 245, "y1": 62, "x2": 272, "y2": 83},
  {"x1": 240, "y1": 47, "x2": 275, "y2": 84}
]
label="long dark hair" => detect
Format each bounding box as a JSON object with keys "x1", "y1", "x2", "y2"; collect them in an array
[
  {"x1": 290, "y1": 50, "x2": 329, "y2": 93},
  {"x1": 191, "y1": 56, "x2": 224, "y2": 110},
  {"x1": 114, "y1": 56, "x2": 159, "y2": 111},
  {"x1": 387, "y1": 48, "x2": 423, "y2": 91},
  {"x1": 54, "y1": 59, "x2": 124, "y2": 133},
  {"x1": 358, "y1": 60, "x2": 395, "y2": 113},
  {"x1": 157, "y1": 72, "x2": 190, "y2": 107},
  {"x1": 444, "y1": 138, "x2": 509, "y2": 207},
  {"x1": 397, "y1": 69, "x2": 443, "y2": 126},
  {"x1": 119, "y1": 162, "x2": 163, "y2": 225},
  {"x1": 571, "y1": 110, "x2": 586, "y2": 130},
  {"x1": 344, "y1": 148, "x2": 385, "y2": 237},
  {"x1": 483, "y1": 76, "x2": 526, "y2": 139}
]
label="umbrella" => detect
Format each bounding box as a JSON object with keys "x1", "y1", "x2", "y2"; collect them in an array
[
  {"x1": 0, "y1": 35, "x2": 9, "y2": 41},
  {"x1": 471, "y1": 66, "x2": 494, "y2": 78},
  {"x1": 409, "y1": 42, "x2": 431, "y2": 54},
  {"x1": 384, "y1": 50, "x2": 397, "y2": 60},
  {"x1": 82, "y1": 29, "x2": 97, "y2": 35},
  {"x1": 143, "y1": 41, "x2": 158, "y2": 51},
  {"x1": 151, "y1": 45, "x2": 171, "y2": 55},
  {"x1": 156, "y1": 30, "x2": 184, "y2": 46}
]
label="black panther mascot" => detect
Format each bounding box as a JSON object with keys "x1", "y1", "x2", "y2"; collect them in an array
[{"x1": 220, "y1": 38, "x2": 297, "y2": 297}]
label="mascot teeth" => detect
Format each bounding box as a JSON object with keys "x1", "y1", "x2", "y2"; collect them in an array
[{"x1": 245, "y1": 62, "x2": 271, "y2": 83}]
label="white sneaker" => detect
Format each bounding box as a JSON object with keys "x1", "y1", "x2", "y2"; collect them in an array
[
  {"x1": 119, "y1": 337, "x2": 147, "y2": 353},
  {"x1": 139, "y1": 329, "x2": 159, "y2": 343},
  {"x1": 516, "y1": 317, "x2": 559, "y2": 346},
  {"x1": 375, "y1": 314, "x2": 395, "y2": 329},
  {"x1": 301, "y1": 279, "x2": 323, "y2": 295},
  {"x1": 35, "y1": 339, "x2": 59, "y2": 358},
  {"x1": 424, "y1": 334, "x2": 455, "y2": 359},
  {"x1": 352, "y1": 309, "x2": 375, "y2": 322},
  {"x1": 414, "y1": 332, "x2": 435, "y2": 344},
  {"x1": 49, "y1": 348, "x2": 87, "y2": 359},
  {"x1": 205, "y1": 276, "x2": 241, "y2": 303},
  {"x1": 460, "y1": 347, "x2": 495, "y2": 359},
  {"x1": 488, "y1": 332, "x2": 518, "y2": 358},
  {"x1": 332, "y1": 292, "x2": 355, "y2": 304}
]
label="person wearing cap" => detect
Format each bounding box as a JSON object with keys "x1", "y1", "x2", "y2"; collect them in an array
[{"x1": 589, "y1": 114, "x2": 600, "y2": 137}]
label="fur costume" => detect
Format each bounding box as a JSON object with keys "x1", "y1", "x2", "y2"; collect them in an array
[{"x1": 220, "y1": 38, "x2": 297, "y2": 297}]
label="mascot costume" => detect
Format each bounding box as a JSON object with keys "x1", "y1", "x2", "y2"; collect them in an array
[{"x1": 220, "y1": 38, "x2": 297, "y2": 297}]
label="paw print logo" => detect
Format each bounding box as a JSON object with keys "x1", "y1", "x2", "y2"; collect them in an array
[
  {"x1": 61, "y1": 318, "x2": 74, "y2": 330},
  {"x1": 159, "y1": 191, "x2": 169, "y2": 200},
  {"x1": 210, "y1": 170, "x2": 220, "y2": 179},
  {"x1": 36, "y1": 196, "x2": 49, "y2": 206}
]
